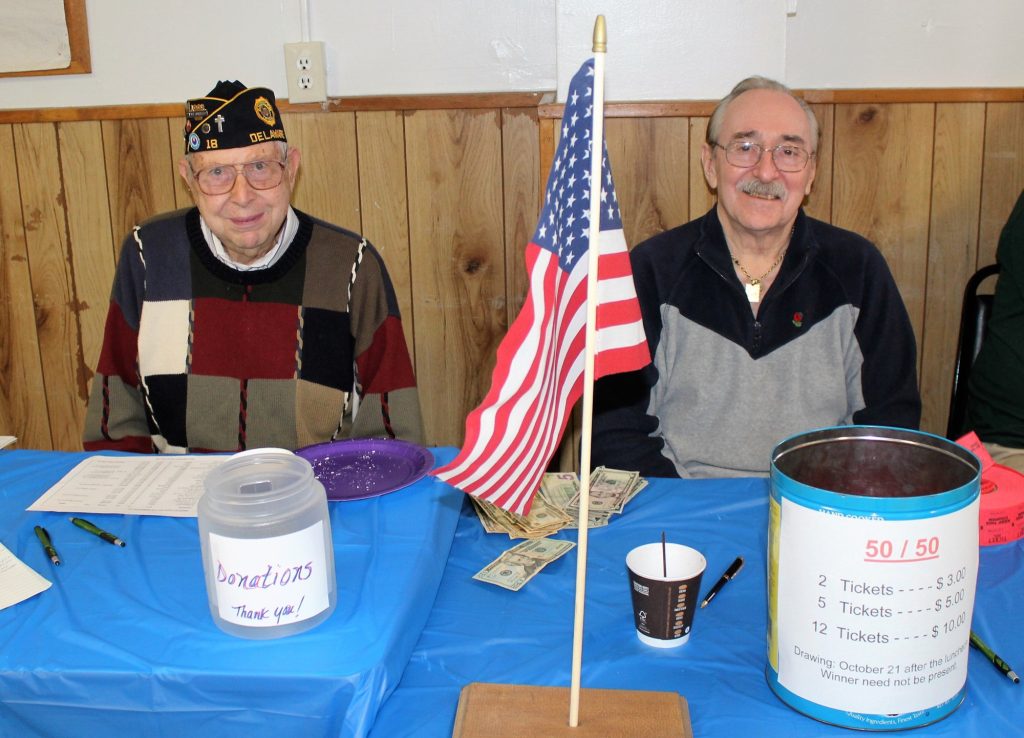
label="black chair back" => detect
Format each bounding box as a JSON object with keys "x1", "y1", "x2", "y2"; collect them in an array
[{"x1": 946, "y1": 263, "x2": 1000, "y2": 439}]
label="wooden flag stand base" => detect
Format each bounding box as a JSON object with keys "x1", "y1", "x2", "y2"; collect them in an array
[{"x1": 452, "y1": 683, "x2": 692, "y2": 738}]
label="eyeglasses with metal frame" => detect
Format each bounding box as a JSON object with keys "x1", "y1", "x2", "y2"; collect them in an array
[
  {"x1": 713, "y1": 141, "x2": 814, "y2": 173},
  {"x1": 190, "y1": 159, "x2": 288, "y2": 195}
]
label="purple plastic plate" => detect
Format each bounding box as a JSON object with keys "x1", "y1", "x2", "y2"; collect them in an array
[{"x1": 295, "y1": 439, "x2": 434, "y2": 501}]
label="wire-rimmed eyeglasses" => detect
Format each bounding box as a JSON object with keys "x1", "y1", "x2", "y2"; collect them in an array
[
  {"x1": 713, "y1": 141, "x2": 814, "y2": 173},
  {"x1": 189, "y1": 159, "x2": 288, "y2": 195}
]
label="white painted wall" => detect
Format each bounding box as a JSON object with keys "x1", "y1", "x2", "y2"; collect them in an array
[
  {"x1": 0, "y1": 0, "x2": 1019, "y2": 111},
  {"x1": 557, "y1": 0, "x2": 789, "y2": 102},
  {"x1": 784, "y1": 0, "x2": 1022, "y2": 89},
  {"x1": 557, "y1": 0, "x2": 1023, "y2": 100}
]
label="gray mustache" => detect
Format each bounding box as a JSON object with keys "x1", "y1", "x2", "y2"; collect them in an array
[{"x1": 740, "y1": 179, "x2": 787, "y2": 199}]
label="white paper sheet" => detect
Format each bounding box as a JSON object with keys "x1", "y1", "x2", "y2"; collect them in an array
[
  {"x1": 0, "y1": 436, "x2": 16, "y2": 449},
  {"x1": 775, "y1": 496, "x2": 979, "y2": 715},
  {"x1": 0, "y1": 543, "x2": 51, "y2": 610},
  {"x1": 0, "y1": 0, "x2": 71, "y2": 74},
  {"x1": 27, "y1": 456, "x2": 227, "y2": 517}
]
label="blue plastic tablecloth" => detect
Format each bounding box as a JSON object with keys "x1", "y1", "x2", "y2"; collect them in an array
[
  {"x1": 0, "y1": 448, "x2": 463, "y2": 738},
  {"x1": 369, "y1": 475, "x2": 1024, "y2": 737}
]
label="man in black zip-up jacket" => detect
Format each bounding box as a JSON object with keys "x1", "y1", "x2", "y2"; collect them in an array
[{"x1": 593, "y1": 77, "x2": 920, "y2": 478}]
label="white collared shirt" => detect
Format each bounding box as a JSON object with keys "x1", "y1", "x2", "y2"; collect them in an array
[{"x1": 200, "y1": 207, "x2": 299, "y2": 271}]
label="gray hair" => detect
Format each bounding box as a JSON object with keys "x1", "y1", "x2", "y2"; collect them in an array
[{"x1": 706, "y1": 76, "x2": 819, "y2": 153}]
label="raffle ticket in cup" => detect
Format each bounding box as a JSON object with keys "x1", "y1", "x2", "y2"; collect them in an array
[{"x1": 957, "y1": 432, "x2": 1024, "y2": 545}]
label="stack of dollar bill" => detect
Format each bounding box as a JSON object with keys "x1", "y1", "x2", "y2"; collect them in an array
[
  {"x1": 472, "y1": 537, "x2": 577, "y2": 591},
  {"x1": 470, "y1": 467, "x2": 648, "y2": 539},
  {"x1": 470, "y1": 467, "x2": 648, "y2": 591}
]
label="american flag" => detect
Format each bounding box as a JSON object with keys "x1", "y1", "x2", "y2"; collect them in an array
[{"x1": 432, "y1": 58, "x2": 650, "y2": 515}]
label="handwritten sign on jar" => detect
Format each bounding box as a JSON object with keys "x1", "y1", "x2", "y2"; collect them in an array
[
  {"x1": 198, "y1": 449, "x2": 337, "y2": 639},
  {"x1": 208, "y1": 522, "x2": 330, "y2": 627}
]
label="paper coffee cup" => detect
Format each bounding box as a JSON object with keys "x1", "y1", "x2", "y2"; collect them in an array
[{"x1": 626, "y1": 543, "x2": 706, "y2": 648}]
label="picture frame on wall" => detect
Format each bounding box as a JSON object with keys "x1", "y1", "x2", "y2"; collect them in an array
[{"x1": 0, "y1": 0, "x2": 90, "y2": 77}]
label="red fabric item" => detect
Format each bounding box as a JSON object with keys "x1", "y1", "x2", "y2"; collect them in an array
[
  {"x1": 190, "y1": 297, "x2": 299, "y2": 378},
  {"x1": 357, "y1": 316, "x2": 417, "y2": 393}
]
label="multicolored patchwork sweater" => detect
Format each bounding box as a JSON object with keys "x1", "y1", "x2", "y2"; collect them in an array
[
  {"x1": 592, "y1": 207, "x2": 921, "y2": 478},
  {"x1": 83, "y1": 207, "x2": 423, "y2": 453}
]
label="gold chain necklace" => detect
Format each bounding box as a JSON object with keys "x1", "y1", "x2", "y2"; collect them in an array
[
  {"x1": 728, "y1": 226, "x2": 794, "y2": 303},
  {"x1": 731, "y1": 248, "x2": 786, "y2": 303}
]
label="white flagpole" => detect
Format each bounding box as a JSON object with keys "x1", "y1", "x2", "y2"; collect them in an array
[{"x1": 568, "y1": 14, "x2": 607, "y2": 728}]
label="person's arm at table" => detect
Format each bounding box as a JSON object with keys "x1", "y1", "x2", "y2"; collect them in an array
[
  {"x1": 83, "y1": 231, "x2": 155, "y2": 453},
  {"x1": 592, "y1": 367, "x2": 679, "y2": 477},
  {"x1": 347, "y1": 238, "x2": 424, "y2": 444},
  {"x1": 849, "y1": 242, "x2": 921, "y2": 429}
]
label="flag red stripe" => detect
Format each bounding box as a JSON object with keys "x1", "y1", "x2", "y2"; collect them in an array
[
  {"x1": 596, "y1": 343, "x2": 651, "y2": 380},
  {"x1": 597, "y1": 299, "x2": 642, "y2": 327},
  {"x1": 597, "y1": 248, "x2": 632, "y2": 278}
]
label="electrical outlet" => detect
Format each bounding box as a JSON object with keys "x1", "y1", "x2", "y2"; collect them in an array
[{"x1": 284, "y1": 41, "x2": 327, "y2": 104}]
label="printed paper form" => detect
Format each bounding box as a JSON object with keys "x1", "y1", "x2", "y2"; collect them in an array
[
  {"x1": 0, "y1": 543, "x2": 51, "y2": 610},
  {"x1": 27, "y1": 456, "x2": 227, "y2": 517}
]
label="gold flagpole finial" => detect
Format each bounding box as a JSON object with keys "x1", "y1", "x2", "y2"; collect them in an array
[{"x1": 592, "y1": 15, "x2": 607, "y2": 53}]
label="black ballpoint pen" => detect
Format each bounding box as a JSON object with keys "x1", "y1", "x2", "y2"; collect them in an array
[
  {"x1": 34, "y1": 525, "x2": 61, "y2": 565},
  {"x1": 70, "y1": 517, "x2": 126, "y2": 547},
  {"x1": 700, "y1": 555, "x2": 744, "y2": 608}
]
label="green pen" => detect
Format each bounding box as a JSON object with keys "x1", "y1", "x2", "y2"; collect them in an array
[
  {"x1": 70, "y1": 517, "x2": 126, "y2": 547},
  {"x1": 970, "y1": 630, "x2": 1020, "y2": 684},
  {"x1": 34, "y1": 525, "x2": 61, "y2": 565}
]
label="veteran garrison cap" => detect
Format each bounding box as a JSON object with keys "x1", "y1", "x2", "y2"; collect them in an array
[{"x1": 183, "y1": 80, "x2": 287, "y2": 154}]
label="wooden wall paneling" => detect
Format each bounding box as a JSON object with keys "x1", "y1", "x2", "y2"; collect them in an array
[
  {"x1": 605, "y1": 117, "x2": 690, "y2": 248},
  {"x1": 920, "y1": 103, "x2": 986, "y2": 435},
  {"x1": 14, "y1": 122, "x2": 83, "y2": 450},
  {"x1": 978, "y1": 103, "x2": 1024, "y2": 265},
  {"x1": 538, "y1": 117, "x2": 557, "y2": 201},
  {"x1": 58, "y1": 120, "x2": 117, "y2": 414},
  {"x1": 166, "y1": 118, "x2": 193, "y2": 211},
  {"x1": 405, "y1": 108, "x2": 506, "y2": 446},
  {"x1": 101, "y1": 119, "x2": 179, "y2": 258},
  {"x1": 500, "y1": 107, "x2": 540, "y2": 318},
  {"x1": 284, "y1": 112, "x2": 361, "y2": 231},
  {"x1": 832, "y1": 103, "x2": 935, "y2": 354},
  {"x1": 356, "y1": 110, "x2": 415, "y2": 361},
  {"x1": 804, "y1": 104, "x2": 834, "y2": 223},
  {"x1": 687, "y1": 117, "x2": 714, "y2": 221},
  {"x1": 0, "y1": 124, "x2": 50, "y2": 446},
  {"x1": 1, "y1": 92, "x2": 1018, "y2": 456}
]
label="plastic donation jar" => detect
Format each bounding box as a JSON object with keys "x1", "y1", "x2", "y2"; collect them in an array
[{"x1": 197, "y1": 448, "x2": 337, "y2": 639}]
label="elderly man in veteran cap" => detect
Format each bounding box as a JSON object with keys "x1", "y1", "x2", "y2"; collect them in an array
[
  {"x1": 591, "y1": 76, "x2": 921, "y2": 479},
  {"x1": 83, "y1": 81, "x2": 423, "y2": 453}
]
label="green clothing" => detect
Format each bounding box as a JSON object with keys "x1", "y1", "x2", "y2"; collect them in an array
[{"x1": 968, "y1": 190, "x2": 1024, "y2": 447}]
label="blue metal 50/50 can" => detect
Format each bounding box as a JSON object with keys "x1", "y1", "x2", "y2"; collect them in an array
[{"x1": 766, "y1": 426, "x2": 980, "y2": 731}]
